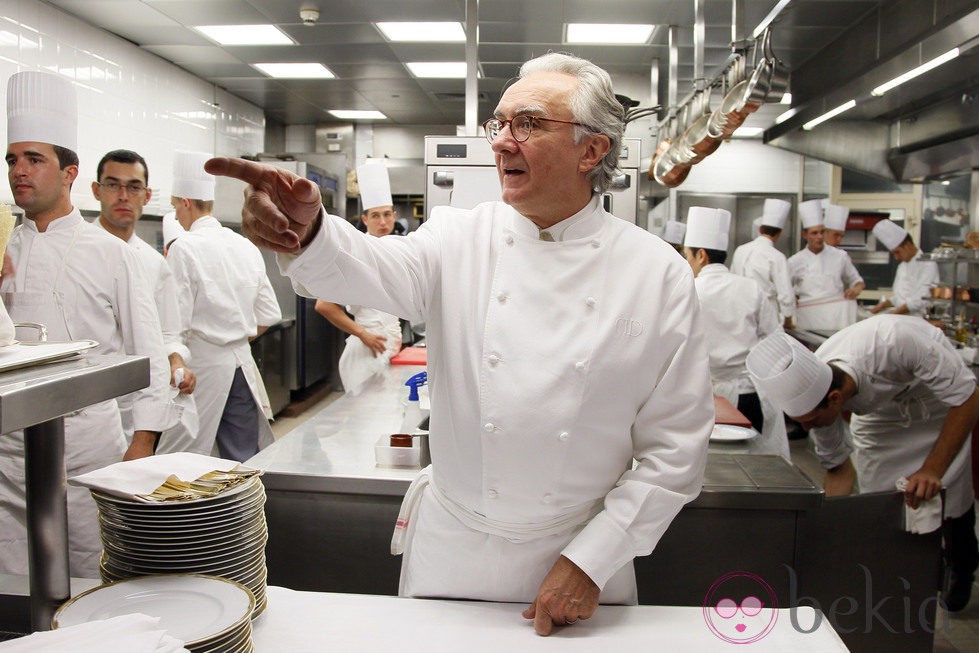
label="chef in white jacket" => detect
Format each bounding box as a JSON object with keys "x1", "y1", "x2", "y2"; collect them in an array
[
  {"x1": 315, "y1": 161, "x2": 402, "y2": 394},
  {"x1": 730, "y1": 198, "x2": 795, "y2": 328},
  {"x1": 90, "y1": 149, "x2": 201, "y2": 454},
  {"x1": 207, "y1": 52, "x2": 714, "y2": 636},
  {"x1": 684, "y1": 207, "x2": 788, "y2": 458},
  {"x1": 747, "y1": 320, "x2": 979, "y2": 611},
  {"x1": 870, "y1": 219, "x2": 940, "y2": 317},
  {"x1": 166, "y1": 150, "x2": 282, "y2": 462},
  {"x1": 1, "y1": 72, "x2": 174, "y2": 576},
  {"x1": 788, "y1": 199, "x2": 865, "y2": 331},
  {"x1": 662, "y1": 219, "x2": 685, "y2": 253}
]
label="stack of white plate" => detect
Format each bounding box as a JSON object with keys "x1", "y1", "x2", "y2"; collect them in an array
[
  {"x1": 53, "y1": 574, "x2": 255, "y2": 652},
  {"x1": 93, "y1": 476, "x2": 269, "y2": 618}
]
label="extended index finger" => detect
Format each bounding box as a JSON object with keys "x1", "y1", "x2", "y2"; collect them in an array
[{"x1": 205, "y1": 157, "x2": 270, "y2": 186}]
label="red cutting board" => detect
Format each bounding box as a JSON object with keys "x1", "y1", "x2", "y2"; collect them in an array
[
  {"x1": 714, "y1": 396, "x2": 752, "y2": 427},
  {"x1": 391, "y1": 346, "x2": 427, "y2": 366}
]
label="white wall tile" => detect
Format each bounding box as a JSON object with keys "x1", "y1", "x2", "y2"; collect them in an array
[{"x1": 0, "y1": 0, "x2": 264, "y2": 222}]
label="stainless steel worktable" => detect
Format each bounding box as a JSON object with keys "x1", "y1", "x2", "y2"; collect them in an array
[{"x1": 0, "y1": 353, "x2": 149, "y2": 632}]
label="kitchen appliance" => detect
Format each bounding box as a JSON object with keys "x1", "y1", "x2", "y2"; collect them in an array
[{"x1": 424, "y1": 136, "x2": 641, "y2": 223}]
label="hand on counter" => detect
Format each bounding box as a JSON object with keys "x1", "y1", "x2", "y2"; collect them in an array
[
  {"x1": 523, "y1": 555, "x2": 599, "y2": 636},
  {"x1": 205, "y1": 157, "x2": 323, "y2": 254}
]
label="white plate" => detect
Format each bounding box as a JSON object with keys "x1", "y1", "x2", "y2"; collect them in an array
[
  {"x1": 0, "y1": 339, "x2": 99, "y2": 373},
  {"x1": 53, "y1": 574, "x2": 254, "y2": 643},
  {"x1": 709, "y1": 424, "x2": 758, "y2": 442}
]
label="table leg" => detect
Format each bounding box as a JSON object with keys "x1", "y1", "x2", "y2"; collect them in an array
[{"x1": 23, "y1": 417, "x2": 69, "y2": 631}]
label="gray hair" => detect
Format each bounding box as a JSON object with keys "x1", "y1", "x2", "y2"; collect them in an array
[{"x1": 519, "y1": 53, "x2": 624, "y2": 193}]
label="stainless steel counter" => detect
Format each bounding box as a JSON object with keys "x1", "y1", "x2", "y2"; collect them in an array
[{"x1": 0, "y1": 353, "x2": 149, "y2": 632}]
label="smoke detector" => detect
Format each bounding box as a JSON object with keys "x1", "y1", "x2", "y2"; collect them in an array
[{"x1": 299, "y1": 7, "x2": 319, "y2": 26}]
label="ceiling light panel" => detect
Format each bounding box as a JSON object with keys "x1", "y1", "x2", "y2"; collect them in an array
[
  {"x1": 328, "y1": 110, "x2": 387, "y2": 120},
  {"x1": 406, "y1": 62, "x2": 468, "y2": 78},
  {"x1": 253, "y1": 63, "x2": 335, "y2": 79},
  {"x1": 194, "y1": 24, "x2": 294, "y2": 46},
  {"x1": 377, "y1": 22, "x2": 465, "y2": 42},
  {"x1": 565, "y1": 24, "x2": 655, "y2": 45}
]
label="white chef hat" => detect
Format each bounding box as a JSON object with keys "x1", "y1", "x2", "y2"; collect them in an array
[
  {"x1": 171, "y1": 150, "x2": 215, "y2": 201},
  {"x1": 823, "y1": 204, "x2": 849, "y2": 231},
  {"x1": 798, "y1": 199, "x2": 824, "y2": 229},
  {"x1": 161, "y1": 211, "x2": 183, "y2": 247},
  {"x1": 357, "y1": 161, "x2": 392, "y2": 211},
  {"x1": 760, "y1": 198, "x2": 791, "y2": 229},
  {"x1": 6, "y1": 71, "x2": 77, "y2": 152},
  {"x1": 684, "y1": 206, "x2": 731, "y2": 252},
  {"x1": 747, "y1": 332, "x2": 832, "y2": 417},
  {"x1": 872, "y1": 219, "x2": 908, "y2": 251},
  {"x1": 663, "y1": 220, "x2": 686, "y2": 245}
]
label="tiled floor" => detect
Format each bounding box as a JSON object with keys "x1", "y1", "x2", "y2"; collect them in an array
[{"x1": 271, "y1": 398, "x2": 979, "y2": 652}]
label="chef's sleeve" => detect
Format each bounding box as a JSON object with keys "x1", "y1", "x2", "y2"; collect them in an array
[
  {"x1": 156, "y1": 259, "x2": 191, "y2": 362},
  {"x1": 773, "y1": 255, "x2": 796, "y2": 320},
  {"x1": 810, "y1": 418, "x2": 853, "y2": 470},
  {"x1": 560, "y1": 270, "x2": 713, "y2": 589},
  {"x1": 253, "y1": 251, "x2": 282, "y2": 327},
  {"x1": 899, "y1": 326, "x2": 977, "y2": 407},
  {"x1": 166, "y1": 243, "x2": 197, "y2": 349}
]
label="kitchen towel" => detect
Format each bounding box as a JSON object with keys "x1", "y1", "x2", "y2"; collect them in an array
[
  {"x1": 0, "y1": 614, "x2": 188, "y2": 653},
  {"x1": 895, "y1": 477, "x2": 944, "y2": 534}
]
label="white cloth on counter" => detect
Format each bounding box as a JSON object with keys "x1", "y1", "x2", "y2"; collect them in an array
[
  {"x1": 0, "y1": 614, "x2": 189, "y2": 653},
  {"x1": 68, "y1": 452, "x2": 256, "y2": 502},
  {"x1": 895, "y1": 477, "x2": 944, "y2": 534},
  {"x1": 278, "y1": 195, "x2": 713, "y2": 597}
]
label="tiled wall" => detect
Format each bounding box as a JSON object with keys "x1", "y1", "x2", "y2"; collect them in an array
[{"x1": 0, "y1": 0, "x2": 265, "y2": 220}]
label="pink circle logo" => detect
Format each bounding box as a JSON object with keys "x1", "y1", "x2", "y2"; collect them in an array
[{"x1": 702, "y1": 571, "x2": 779, "y2": 644}]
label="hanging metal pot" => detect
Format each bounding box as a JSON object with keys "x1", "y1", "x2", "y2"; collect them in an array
[
  {"x1": 682, "y1": 86, "x2": 722, "y2": 162},
  {"x1": 762, "y1": 29, "x2": 790, "y2": 102},
  {"x1": 737, "y1": 33, "x2": 771, "y2": 115},
  {"x1": 716, "y1": 57, "x2": 750, "y2": 138}
]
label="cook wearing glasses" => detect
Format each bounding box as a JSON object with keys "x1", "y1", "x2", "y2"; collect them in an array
[{"x1": 207, "y1": 53, "x2": 713, "y2": 636}]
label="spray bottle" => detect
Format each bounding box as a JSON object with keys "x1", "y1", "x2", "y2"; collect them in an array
[{"x1": 401, "y1": 371, "x2": 430, "y2": 466}]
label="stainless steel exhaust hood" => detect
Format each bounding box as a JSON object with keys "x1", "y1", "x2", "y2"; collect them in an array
[{"x1": 764, "y1": 2, "x2": 979, "y2": 182}]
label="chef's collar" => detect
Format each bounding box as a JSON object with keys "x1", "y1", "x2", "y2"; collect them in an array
[
  {"x1": 188, "y1": 215, "x2": 220, "y2": 231},
  {"x1": 22, "y1": 207, "x2": 80, "y2": 233},
  {"x1": 826, "y1": 358, "x2": 859, "y2": 395},
  {"x1": 511, "y1": 195, "x2": 601, "y2": 242},
  {"x1": 698, "y1": 263, "x2": 729, "y2": 276}
]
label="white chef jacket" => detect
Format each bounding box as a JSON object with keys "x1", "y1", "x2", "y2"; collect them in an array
[
  {"x1": 730, "y1": 236, "x2": 795, "y2": 322},
  {"x1": 280, "y1": 197, "x2": 714, "y2": 596},
  {"x1": 810, "y1": 315, "x2": 976, "y2": 518},
  {"x1": 0, "y1": 209, "x2": 174, "y2": 576},
  {"x1": 888, "y1": 251, "x2": 939, "y2": 316},
  {"x1": 167, "y1": 216, "x2": 281, "y2": 453},
  {"x1": 788, "y1": 245, "x2": 863, "y2": 303}
]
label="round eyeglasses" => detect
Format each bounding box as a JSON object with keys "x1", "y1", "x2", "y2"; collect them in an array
[{"x1": 481, "y1": 115, "x2": 589, "y2": 144}]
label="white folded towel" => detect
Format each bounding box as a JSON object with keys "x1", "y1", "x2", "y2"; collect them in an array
[
  {"x1": 68, "y1": 452, "x2": 259, "y2": 503},
  {"x1": 0, "y1": 614, "x2": 189, "y2": 652},
  {"x1": 895, "y1": 477, "x2": 944, "y2": 534}
]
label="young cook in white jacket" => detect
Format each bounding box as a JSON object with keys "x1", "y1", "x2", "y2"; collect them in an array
[{"x1": 207, "y1": 53, "x2": 714, "y2": 636}]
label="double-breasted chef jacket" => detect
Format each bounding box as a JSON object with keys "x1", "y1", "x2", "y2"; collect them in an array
[
  {"x1": 94, "y1": 222, "x2": 200, "y2": 453},
  {"x1": 280, "y1": 195, "x2": 714, "y2": 602},
  {"x1": 810, "y1": 315, "x2": 975, "y2": 519},
  {"x1": 788, "y1": 245, "x2": 864, "y2": 331},
  {"x1": 889, "y1": 251, "x2": 940, "y2": 316},
  {"x1": 692, "y1": 264, "x2": 788, "y2": 459},
  {"x1": 338, "y1": 304, "x2": 402, "y2": 395},
  {"x1": 167, "y1": 216, "x2": 281, "y2": 458},
  {"x1": 730, "y1": 236, "x2": 795, "y2": 324},
  {"x1": 0, "y1": 209, "x2": 174, "y2": 577}
]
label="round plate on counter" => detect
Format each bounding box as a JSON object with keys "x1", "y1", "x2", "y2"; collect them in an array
[{"x1": 709, "y1": 424, "x2": 758, "y2": 442}]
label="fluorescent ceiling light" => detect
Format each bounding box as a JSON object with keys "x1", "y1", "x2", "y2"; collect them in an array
[
  {"x1": 780, "y1": 92, "x2": 792, "y2": 105},
  {"x1": 376, "y1": 22, "x2": 464, "y2": 42},
  {"x1": 732, "y1": 127, "x2": 764, "y2": 138},
  {"x1": 774, "y1": 108, "x2": 796, "y2": 125},
  {"x1": 871, "y1": 48, "x2": 959, "y2": 96},
  {"x1": 328, "y1": 110, "x2": 387, "y2": 120},
  {"x1": 253, "y1": 63, "x2": 335, "y2": 78},
  {"x1": 406, "y1": 61, "x2": 467, "y2": 78},
  {"x1": 194, "y1": 24, "x2": 293, "y2": 46},
  {"x1": 802, "y1": 99, "x2": 856, "y2": 130},
  {"x1": 565, "y1": 24, "x2": 655, "y2": 45}
]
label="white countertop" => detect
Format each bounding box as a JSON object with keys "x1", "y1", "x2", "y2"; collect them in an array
[{"x1": 251, "y1": 586, "x2": 849, "y2": 652}]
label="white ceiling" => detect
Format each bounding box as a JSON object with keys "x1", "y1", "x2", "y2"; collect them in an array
[{"x1": 45, "y1": 0, "x2": 884, "y2": 127}]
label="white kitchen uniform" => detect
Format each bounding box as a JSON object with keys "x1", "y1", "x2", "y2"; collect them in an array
[
  {"x1": 788, "y1": 245, "x2": 863, "y2": 331},
  {"x1": 731, "y1": 236, "x2": 795, "y2": 324},
  {"x1": 167, "y1": 216, "x2": 281, "y2": 458},
  {"x1": 338, "y1": 305, "x2": 402, "y2": 395},
  {"x1": 810, "y1": 315, "x2": 975, "y2": 519},
  {"x1": 888, "y1": 251, "x2": 940, "y2": 316},
  {"x1": 94, "y1": 223, "x2": 200, "y2": 453},
  {"x1": 693, "y1": 264, "x2": 788, "y2": 458},
  {"x1": 280, "y1": 196, "x2": 714, "y2": 603},
  {"x1": 0, "y1": 210, "x2": 174, "y2": 577}
]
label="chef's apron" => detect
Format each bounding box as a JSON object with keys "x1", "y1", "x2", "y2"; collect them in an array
[
  {"x1": 337, "y1": 306, "x2": 402, "y2": 395},
  {"x1": 712, "y1": 376, "x2": 789, "y2": 460},
  {"x1": 0, "y1": 224, "x2": 126, "y2": 577},
  {"x1": 795, "y1": 295, "x2": 857, "y2": 332},
  {"x1": 188, "y1": 336, "x2": 274, "y2": 459},
  {"x1": 850, "y1": 394, "x2": 973, "y2": 519},
  {"x1": 394, "y1": 221, "x2": 637, "y2": 605}
]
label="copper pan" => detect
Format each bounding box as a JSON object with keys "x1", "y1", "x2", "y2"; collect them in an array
[{"x1": 682, "y1": 87, "x2": 722, "y2": 162}]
